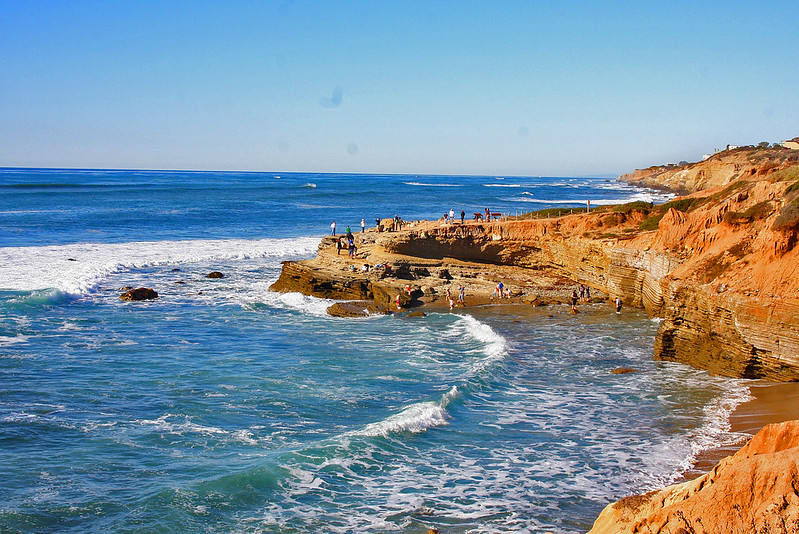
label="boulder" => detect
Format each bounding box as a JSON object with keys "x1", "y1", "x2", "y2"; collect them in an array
[
  {"x1": 327, "y1": 301, "x2": 374, "y2": 317},
  {"x1": 588, "y1": 420, "x2": 799, "y2": 534},
  {"x1": 120, "y1": 287, "x2": 159, "y2": 301},
  {"x1": 206, "y1": 271, "x2": 224, "y2": 279}
]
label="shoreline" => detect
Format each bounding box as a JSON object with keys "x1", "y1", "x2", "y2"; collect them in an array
[
  {"x1": 683, "y1": 380, "x2": 799, "y2": 479},
  {"x1": 396, "y1": 297, "x2": 787, "y2": 482},
  {"x1": 407, "y1": 297, "x2": 799, "y2": 485}
]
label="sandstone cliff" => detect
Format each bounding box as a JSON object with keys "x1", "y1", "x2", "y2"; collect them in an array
[
  {"x1": 588, "y1": 420, "x2": 799, "y2": 534},
  {"x1": 619, "y1": 146, "x2": 798, "y2": 193},
  {"x1": 271, "y1": 156, "x2": 799, "y2": 381}
]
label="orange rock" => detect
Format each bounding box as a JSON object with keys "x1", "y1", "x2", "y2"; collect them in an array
[{"x1": 588, "y1": 420, "x2": 799, "y2": 534}]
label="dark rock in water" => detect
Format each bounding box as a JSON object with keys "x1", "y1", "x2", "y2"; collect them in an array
[
  {"x1": 120, "y1": 286, "x2": 133, "y2": 291},
  {"x1": 611, "y1": 367, "x2": 637, "y2": 374},
  {"x1": 174, "y1": 281, "x2": 185, "y2": 284},
  {"x1": 406, "y1": 310, "x2": 426, "y2": 317},
  {"x1": 67, "y1": 258, "x2": 77, "y2": 261},
  {"x1": 171, "y1": 268, "x2": 181, "y2": 272},
  {"x1": 327, "y1": 301, "x2": 388, "y2": 317},
  {"x1": 206, "y1": 271, "x2": 224, "y2": 279},
  {"x1": 120, "y1": 287, "x2": 159, "y2": 301}
]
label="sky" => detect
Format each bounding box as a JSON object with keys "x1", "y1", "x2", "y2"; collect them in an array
[{"x1": 1, "y1": 1, "x2": 797, "y2": 176}]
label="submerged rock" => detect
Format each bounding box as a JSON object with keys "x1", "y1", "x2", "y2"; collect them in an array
[
  {"x1": 120, "y1": 287, "x2": 158, "y2": 301},
  {"x1": 206, "y1": 271, "x2": 224, "y2": 279}
]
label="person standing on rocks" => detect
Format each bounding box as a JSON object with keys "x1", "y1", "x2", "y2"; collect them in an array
[
  {"x1": 361, "y1": 218, "x2": 365, "y2": 233},
  {"x1": 571, "y1": 290, "x2": 579, "y2": 313},
  {"x1": 331, "y1": 221, "x2": 336, "y2": 235},
  {"x1": 615, "y1": 297, "x2": 623, "y2": 313},
  {"x1": 336, "y1": 238, "x2": 342, "y2": 255},
  {"x1": 458, "y1": 284, "x2": 465, "y2": 305},
  {"x1": 460, "y1": 210, "x2": 465, "y2": 224}
]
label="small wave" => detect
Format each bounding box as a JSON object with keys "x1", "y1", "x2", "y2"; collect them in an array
[
  {"x1": 454, "y1": 314, "x2": 508, "y2": 369},
  {"x1": 302, "y1": 183, "x2": 317, "y2": 189},
  {"x1": 403, "y1": 182, "x2": 462, "y2": 187},
  {"x1": 483, "y1": 183, "x2": 523, "y2": 188},
  {"x1": 359, "y1": 401, "x2": 451, "y2": 437},
  {"x1": 136, "y1": 414, "x2": 228, "y2": 437},
  {"x1": 678, "y1": 381, "x2": 752, "y2": 479},
  {"x1": 263, "y1": 291, "x2": 338, "y2": 318},
  {"x1": 0, "y1": 334, "x2": 29, "y2": 347},
  {"x1": 515, "y1": 192, "x2": 666, "y2": 205}
]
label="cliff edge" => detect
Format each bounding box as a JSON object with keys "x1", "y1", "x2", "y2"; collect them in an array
[
  {"x1": 619, "y1": 146, "x2": 798, "y2": 193},
  {"x1": 588, "y1": 420, "x2": 799, "y2": 534},
  {"x1": 272, "y1": 154, "x2": 799, "y2": 381}
]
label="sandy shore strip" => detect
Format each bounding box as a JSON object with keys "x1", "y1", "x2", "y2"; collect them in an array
[{"x1": 683, "y1": 380, "x2": 799, "y2": 479}]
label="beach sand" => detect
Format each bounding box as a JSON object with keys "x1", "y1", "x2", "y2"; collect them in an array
[{"x1": 683, "y1": 380, "x2": 799, "y2": 479}]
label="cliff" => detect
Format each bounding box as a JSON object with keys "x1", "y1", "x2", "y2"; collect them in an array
[
  {"x1": 272, "y1": 157, "x2": 799, "y2": 381},
  {"x1": 619, "y1": 146, "x2": 799, "y2": 193},
  {"x1": 588, "y1": 420, "x2": 799, "y2": 534}
]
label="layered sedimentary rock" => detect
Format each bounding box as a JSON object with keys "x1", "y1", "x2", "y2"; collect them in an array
[
  {"x1": 619, "y1": 146, "x2": 798, "y2": 193},
  {"x1": 271, "y1": 153, "x2": 799, "y2": 381},
  {"x1": 588, "y1": 420, "x2": 799, "y2": 534}
]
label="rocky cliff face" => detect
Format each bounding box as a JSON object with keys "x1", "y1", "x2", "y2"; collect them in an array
[
  {"x1": 619, "y1": 146, "x2": 798, "y2": 193},
  {"x1": 271, "y1": 157, "x2": 799, "y2": 381},
  {"x1": 588, "y1": 420, "x2": 799, "y2": 534}
]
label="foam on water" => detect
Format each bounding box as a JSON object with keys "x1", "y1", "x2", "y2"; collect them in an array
[
  {"x1": 516, "y1": 191, "x2": 670, "y2": 205},
  {"x1": 0, "y1": 237, "x2": 319, "y2": 296},
  {"x1": 403, "y1": 182, "x2": 462, "y2": 187}
]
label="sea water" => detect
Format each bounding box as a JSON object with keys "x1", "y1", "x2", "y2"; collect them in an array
[{"x1": 0, "y1": 169, "x2": 751, "y2": 533}]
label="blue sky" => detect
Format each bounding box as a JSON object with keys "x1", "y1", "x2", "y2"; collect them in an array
[{"x1": 1, "y1": 1, "x2": 797, "y2": 176}]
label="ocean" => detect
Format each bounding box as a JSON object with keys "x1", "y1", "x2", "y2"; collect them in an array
[{"x1": 0, "y1": 168, "x2": 752, "y2": 533}]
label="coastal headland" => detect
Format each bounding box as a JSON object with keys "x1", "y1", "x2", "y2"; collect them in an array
[
  {"x1": 272, "y1": 145, "x2": 799, "y2": 382},
  {"x1": 271, "y1": 144, "x2": 799, "y2": 529}
]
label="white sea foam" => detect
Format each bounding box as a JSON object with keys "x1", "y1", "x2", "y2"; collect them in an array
[
  {"x1": 403, "y1": 182, "x2": 462, "y2": 187},
  {"x1": 0, "y1": 237, "x2": 319, "y2": 296},
  {"x1": 669, "y1": 380, "x2": 752, "y2": 484},
  {"x1": 483, "y1": 183, "x2": 523, "y2": 188},
  {"x1": 351, "y1": 315, "x2": 507, "y2": 439},
  {"x1": 0, "y1": 334, "x2": 29, "y2": 347},
  {"x1": 516, "y1": 191, "x2": 667, "y2": 205},
  {"x1": 359, "y1": 401, "x2": 451, "y2": 437},
  {"x1": 263, "y1": 291, "x2": 339, "y2": 317}
]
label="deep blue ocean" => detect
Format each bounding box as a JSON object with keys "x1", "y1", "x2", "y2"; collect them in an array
[{"x1": 0, "y1": 168, "x2": 751, "y2": 533}]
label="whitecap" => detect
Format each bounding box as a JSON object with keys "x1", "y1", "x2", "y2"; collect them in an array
[
  {"x1": 402, "y1": 182, "x2": 462, "y2": 187},
  {"x1": 358, "y1": 401, "x2": 451, "y2": 437},
  {"x1": 0, "y1": 237, "x2": 319, "y2": 296}
]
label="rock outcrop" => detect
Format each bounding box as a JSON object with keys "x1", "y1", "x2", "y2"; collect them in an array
[
  {"x1": 619, "y1": 146, "x2": 799, "y2": 193},
  {"x1": 588, "y1": 420, "x2": 799, "y2": 534},
  {"x1": 120, "y1": 287, "x2": 159, "y2": 301},
  {"x1": 270, "y1": 153, "x2": 799, "y2": 381}
]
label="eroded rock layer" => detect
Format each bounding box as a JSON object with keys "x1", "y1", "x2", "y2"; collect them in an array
[
  {"x1": 588, "y1": 420, "x2": 799, "y2": 534},
  {"x1": 271, "y1": 152, "x2": 799, "y2": 381}
]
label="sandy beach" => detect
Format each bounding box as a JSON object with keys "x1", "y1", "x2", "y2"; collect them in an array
[{"x1": 683, "y1": 380, "x2": 799, "y2": 479}]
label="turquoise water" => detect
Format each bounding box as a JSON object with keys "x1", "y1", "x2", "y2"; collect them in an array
[{"x1": 0, "y1": 169, "x2": 750, "y2": 533}]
